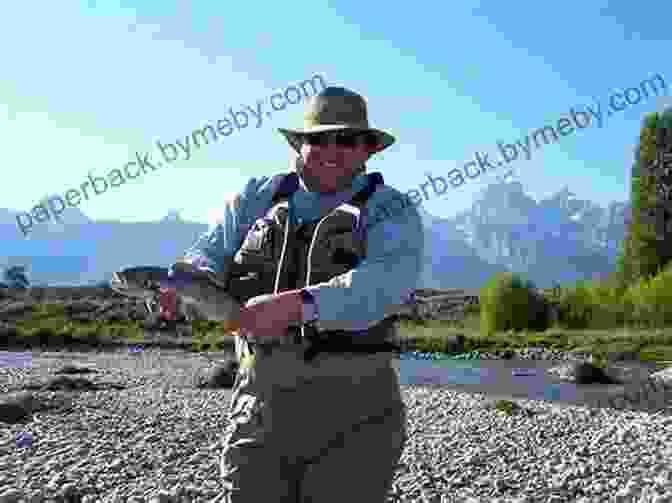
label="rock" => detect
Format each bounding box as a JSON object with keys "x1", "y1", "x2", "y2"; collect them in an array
[
  {"x1": 0, "y1": 322, "x2": 18, "y2": 339},
  {"x1": 0, "y1": 487, "x2": 23, "y2": 503},
  {"x1": 54, "y1": 364, "x2": 98, "y2": 375},
  {"x1": 0, "y1": 391, "x2": 73, "y2": 425},
  {"x1": 0, "y1": 301, "x2": 36, "y2": 321},
  {"x1": 195, "y1": 358, "x2": 240, "y2": 389},
  {"x1": 39, "y1": 375, "x2": 102, "y2": 392},
  {"x1": 0, "y1": 362, "x2": 130, "y2": 424},
  {"x1": 0, "y1": 394, "x2": 34, "y2": 424},
  {"x1": 148, "y1": 489, "x2": 179, "y2": 503},
  {"x1": 607, "y1": 351, "x2": 641, "y2": 362},
  {"x1": 444, "y1": 334, "x2": 465, "y2": 353},
  {"x1": 651, "y1": 366, "x2": 672, "y2": 383},
  {"x1": 63, "y1": 300, "x2": 102, "y2": 316},
  {"x1": 480, "y1": 398, "x2": 537, "y2": 417},
  {"x1": 54, "y1": 482, "x2": 80, "y2": 501},
  {"x1": 547, "y1": 361, "x2": 620, "y2": 385}
]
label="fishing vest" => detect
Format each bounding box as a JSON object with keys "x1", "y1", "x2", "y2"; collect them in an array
[{"x1": 227, "y1": 171, "x2": 401, "y2": 360}]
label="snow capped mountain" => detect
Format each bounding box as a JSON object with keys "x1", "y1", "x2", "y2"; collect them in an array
[
  {"x1": 433, "y1": 180, "x2": 629, "y2": 287},
  {"x1": 2, "y1": 179, "x2": 630, "y2": 288}
]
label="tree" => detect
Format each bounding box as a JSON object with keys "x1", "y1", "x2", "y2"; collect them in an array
[
  {"x1": 3, "y1": 265, "x2": 30, "y2": 290},
  {"x1": 618, "y1": 108, "x2": 672, "y2": 284}
]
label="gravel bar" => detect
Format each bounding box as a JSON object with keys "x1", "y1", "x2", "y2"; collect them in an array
[{"x1": 0, "y1": 347, "x2": 670, "y2": 503}]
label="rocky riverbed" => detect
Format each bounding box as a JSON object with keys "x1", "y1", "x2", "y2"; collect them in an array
[
  {"x1": 1, "y1": 288, "x2": 671, "y2": 502},
  {"x1": 1, "y1": 347, "x2": 671, "y2": 503}
]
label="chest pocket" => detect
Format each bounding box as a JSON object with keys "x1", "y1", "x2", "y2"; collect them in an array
[
  {"x1": 306, "y1": 223, "x2": 366, "y2": 284},
  {"x1": 234, "y1": 216, "x2": 283, "y2": 272}
]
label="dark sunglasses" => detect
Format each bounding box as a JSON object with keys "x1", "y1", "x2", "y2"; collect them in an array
[{"x1": 301, "y1": 131, "x2": 379, "y2": 149}]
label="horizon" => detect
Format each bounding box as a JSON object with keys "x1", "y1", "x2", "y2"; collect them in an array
[{"x1": 2, "y1": 175, "x2": 634, "y2": 228}]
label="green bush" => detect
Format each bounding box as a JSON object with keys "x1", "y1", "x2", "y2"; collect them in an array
[
  {"x1": 554, "y1": 281, "x2": 597, "y2": 330},
  {"x1": 623, "y1": 262, "x2": 672, "y2": 328},
  {"x1": 480, "y1": 272, "x2": 549, "y2": 336}
]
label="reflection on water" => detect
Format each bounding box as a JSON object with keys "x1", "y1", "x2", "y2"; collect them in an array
[
  {"x1": 0, "y1": 351, "x2": 32, "y2": 369},
  {"x1": 394, "y1": 358, "x2": 630, "y2": 405}
]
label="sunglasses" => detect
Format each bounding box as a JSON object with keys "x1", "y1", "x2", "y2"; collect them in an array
[{"x1": 301, "y1": 131, "x2": 379, "y2": 149}]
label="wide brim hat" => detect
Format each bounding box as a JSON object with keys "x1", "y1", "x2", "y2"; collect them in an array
[{"x1": 278, "y1": 86, "x2": 396, "y2": 155}]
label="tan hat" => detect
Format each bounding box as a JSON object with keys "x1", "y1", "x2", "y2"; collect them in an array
[{"x1": 278, "y1": 86, "x2": 395, "y2": 154}]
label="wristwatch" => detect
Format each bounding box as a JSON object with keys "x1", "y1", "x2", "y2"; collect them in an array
[
  {"x1": 299, "y1": 288, "x2": 321, "y2": 361},
  {"x1": 300, "y1": 288, "x2": 319, "y2": 325}
]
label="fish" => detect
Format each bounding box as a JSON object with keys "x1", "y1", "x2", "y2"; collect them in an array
[{"x1": 109, "y1": 265, "x2": 242, "y2": 334}]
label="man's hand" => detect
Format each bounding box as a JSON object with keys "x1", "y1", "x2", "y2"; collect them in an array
[{"x1": 238, "y1": 290, "x2": 303, "y2": 339}]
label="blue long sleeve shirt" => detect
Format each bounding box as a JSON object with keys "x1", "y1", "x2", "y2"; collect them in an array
[{"x1": 174, "y1": 172, "x2": 424, "y2": 332}]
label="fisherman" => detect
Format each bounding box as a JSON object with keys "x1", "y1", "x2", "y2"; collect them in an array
[{"x1": 166, "y1": 86, "x2": 424, "y2": 502}]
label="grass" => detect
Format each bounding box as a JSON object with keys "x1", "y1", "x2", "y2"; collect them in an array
[
  {"x1": 2, "y1": 305, "x2": 671, "y2": 368},
  {"x1": 3, "y1": 306, "x2": 237, "y2": 353},
  {"x1": 396, "y1": 313, "x2": 672, "y2": 368}
]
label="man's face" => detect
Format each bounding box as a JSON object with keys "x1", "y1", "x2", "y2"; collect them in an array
[{"x1": 299, "y1": 130, "x2": 379, "y2": 193}]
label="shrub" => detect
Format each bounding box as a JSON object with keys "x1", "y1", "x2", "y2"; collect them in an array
[
  {"x1": 554, "y1": 281, "x2": 596, "y2": 330},
  {"x1": 480, "y1": 272, "x2": 550, "y2": 336},
  {"x1": 622, "y1": 262, "x2": 672, "y2": 328}
]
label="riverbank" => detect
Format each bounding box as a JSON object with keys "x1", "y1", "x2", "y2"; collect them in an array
[
  {"x1": 2, "y1": 320, "x2": 672, "y2": 370},
  {"x1": 1, "y1": 300, "x2": 672, "y2": 369},
  {"x1": 1, "y1": 347, "x2": 671, "y2": 503}
]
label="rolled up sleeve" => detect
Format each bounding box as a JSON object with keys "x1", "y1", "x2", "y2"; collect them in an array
[{"x1": 305, "y1": 187, "x2": 424, "y2": 332}]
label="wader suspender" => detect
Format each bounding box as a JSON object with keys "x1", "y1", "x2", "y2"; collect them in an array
[{"x1": 267, "y1": 172, "x2": 398, "y2": 362}]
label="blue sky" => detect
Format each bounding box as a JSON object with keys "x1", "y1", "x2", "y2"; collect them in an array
[{"x1": 3, "y1": 0, "x2": 672, "y2": 228}]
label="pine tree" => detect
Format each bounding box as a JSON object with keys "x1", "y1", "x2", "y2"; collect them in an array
[{"x1": 618, "y1": 109, "x2": 672, "y2": 284}]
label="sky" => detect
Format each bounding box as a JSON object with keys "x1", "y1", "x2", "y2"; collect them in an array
[{"x1": 3, "y1": 0, "x2": 672, "y2": 230}]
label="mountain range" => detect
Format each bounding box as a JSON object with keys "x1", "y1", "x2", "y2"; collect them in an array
[{"x1": 2, "y1": 181, "x2": 630, "y2": 289}]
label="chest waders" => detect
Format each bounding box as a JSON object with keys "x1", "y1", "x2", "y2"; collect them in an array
[{"x1": 227, "y1": 171, "x2": 401, "y2": 363}]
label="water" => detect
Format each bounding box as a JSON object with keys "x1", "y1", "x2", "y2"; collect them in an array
[
  {"x1": 392, "y1": 356, "x2": 659, "y2": 407},
  {"x1": 0, "y1": 351, "x2": 32, "y2": 369}
]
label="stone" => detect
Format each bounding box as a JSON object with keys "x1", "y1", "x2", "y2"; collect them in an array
[
  {"x1": 547, "y1": 361, "x2": 620, "y2": 385},
  {"x1": 63, "y1": 300, "x2": 102, "y2": 316},
  {"x1": 0, "y1": 488, "x2": 23, "y2": 503},
  {"x1": 0, "y1": 301, "x2": 37, "y2": 321},
  {"x1": 651, "y1": 366, "x2": 672, "y2": 383},
  {"x1": 0, "y1": 362, "x2": 131, "y2": 424},
  {"x1": 40, "y1": 375, "x2": 103, "y2": 392},
  {"x1": 0, "y1": 394, "x2": 34, "y2": 424},
  {"x1": 0, "y1": 322, "x2": 18, "y2": 339},
  {"x1": 444, "y1": 334, "x2": 465, "y2": 354},
  {"x1": 54, "y1": 364, "x2": 98, "y2": 375},
  {"x1": 607, "y1": 351, "x2": 641, "y2": 362},
  {"x1": 195, "y1": 358, "x2": 240, "y2": 389}
]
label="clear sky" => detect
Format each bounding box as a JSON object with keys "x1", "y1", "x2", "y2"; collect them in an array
[{"x1": 3, "y1": 1, "x2": 672, "y2": 226}]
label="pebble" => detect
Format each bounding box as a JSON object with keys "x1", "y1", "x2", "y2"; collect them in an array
[{"x1": 0, "y1": 347, "x2": 670, "y2": 502}]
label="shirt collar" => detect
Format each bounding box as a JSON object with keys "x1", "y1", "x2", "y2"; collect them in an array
[{"x1": 290, "y1": 174, "x2": 369, "y2": 221}]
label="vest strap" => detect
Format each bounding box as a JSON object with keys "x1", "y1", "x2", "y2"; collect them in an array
[
  {"x1": 263, "y1": 170, "x2": 390, "y2": 361},
  {"x1": 270, "y1": 172, "x2": 300, "y2": 205}
]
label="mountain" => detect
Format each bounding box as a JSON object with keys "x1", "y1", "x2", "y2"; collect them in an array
[
  {"x1": 444, "y1": 180, "x2": 628, "y2": 288},
  {"x1": 2, "y1": 182, "x2": 630, "y2": 289}
]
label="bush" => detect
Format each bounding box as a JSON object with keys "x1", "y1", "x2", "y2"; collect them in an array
[
  {"x1": 554, "y1": 281, "x2": 597, "y2": 330},
  {"x1": 622, "y1": 262, "x2": 672, "y2": 328},
  {"x1": 480, "y1": 272, "x2": 550, "y2": 336}
]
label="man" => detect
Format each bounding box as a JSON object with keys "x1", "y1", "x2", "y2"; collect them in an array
[{"x1": 167, "y1": 86, "x2": 424, "y2": 502}]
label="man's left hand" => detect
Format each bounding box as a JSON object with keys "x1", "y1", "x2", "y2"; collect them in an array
[{"x1": 238, "y1": 290, "x2": 304, "y2": 339}]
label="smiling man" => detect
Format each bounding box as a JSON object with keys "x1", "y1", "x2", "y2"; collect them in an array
[{"x1": 168, "y1": 86, "x2": 424, "y2": 502}]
